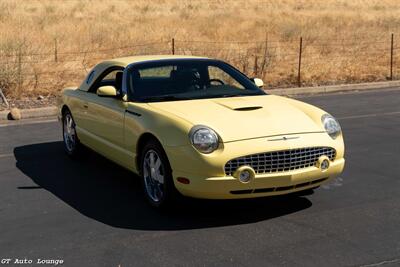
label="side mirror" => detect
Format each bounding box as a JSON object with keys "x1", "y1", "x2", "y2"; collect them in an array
[
  {"x1": 97, "y1": 86, "x2": 117, "y2": 97},
  {"x1": 252, "y1": 78, "x2": 264, "y2": 88}
]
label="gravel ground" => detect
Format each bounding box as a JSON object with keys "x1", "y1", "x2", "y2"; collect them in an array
[{"x1": 0, "y1": 96, "x2": 59, "y2": 111}]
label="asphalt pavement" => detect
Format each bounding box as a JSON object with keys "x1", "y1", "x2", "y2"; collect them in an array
[{"x1": 0, "y1": 89, "x2": 399, "y2": 267}]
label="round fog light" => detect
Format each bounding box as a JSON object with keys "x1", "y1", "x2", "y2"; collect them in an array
[
  {"x1": 316, "y1": 156, "x2": 330, "y2": 171},
  {"x1": 233, "y1": 166, "x2": 255, "y2": 183},
  {"x1": 239, "y1": 170, "x2": 251, "y2": 183},
  {"x1": 321, "y1": 159, "x2": 329, "y2": 171}
]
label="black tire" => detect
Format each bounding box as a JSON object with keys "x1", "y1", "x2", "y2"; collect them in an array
[
  {"x1": 139, "y1": 139, "x2": 180, "y2": 209},
  {"x1": 62, "y1": 109, "x2": 83, "y2": 158}
]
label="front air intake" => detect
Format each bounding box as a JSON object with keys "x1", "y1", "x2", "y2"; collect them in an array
[
  {"x1": 230, "y1": 177, "x2": 328, "y2": 195},
  {"x1": 225, "y1": 147, "x2": 336, "y2": 176}
]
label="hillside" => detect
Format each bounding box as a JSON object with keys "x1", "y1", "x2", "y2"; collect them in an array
[{"x1": 1, "y1": 0, "x2": 400, "y2": 98}]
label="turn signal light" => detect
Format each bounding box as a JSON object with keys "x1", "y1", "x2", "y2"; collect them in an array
[{"x1": 177, "y1": 177, "x2": 190, "y2": 184}]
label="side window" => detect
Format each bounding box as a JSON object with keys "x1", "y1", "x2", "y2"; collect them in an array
[
  {"x1": 208, "y1": 66, "x2": 245, "y2": 89},
  {"x1": 90, "y1": 68, "x2": 124, "y2": 94},
  {"x1": 103, "y1": 70, "x2": 119, "y2": 80}
]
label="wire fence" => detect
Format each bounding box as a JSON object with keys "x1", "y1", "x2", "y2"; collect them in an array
[{"x1": 0, "y1": 34, "x2": 399, "y2": 97}]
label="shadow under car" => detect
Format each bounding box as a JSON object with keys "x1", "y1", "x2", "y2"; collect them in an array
[{"x1": 13, "y1": 141, "x2": 313, "y2": 230}]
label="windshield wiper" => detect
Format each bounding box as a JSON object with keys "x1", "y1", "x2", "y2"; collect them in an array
[{"x1": 138, "y1": 95, "x2": 190, "y2": 102}]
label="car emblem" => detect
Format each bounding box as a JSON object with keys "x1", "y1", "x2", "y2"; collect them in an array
[{"x1": 268, "y1": 136, "x2": 299, "y2": 141}]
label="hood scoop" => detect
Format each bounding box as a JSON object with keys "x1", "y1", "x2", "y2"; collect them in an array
[
  {"x1": 214, "y1": 99, "x2": 264, "y2": 111},
  {"x1": 233, "y1": 106, "x2": 263, "y2": 111}
]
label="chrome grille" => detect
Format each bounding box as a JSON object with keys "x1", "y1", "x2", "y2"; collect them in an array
[{"x1": 224, "y1": 147, "x2": 336, "y2": 176}]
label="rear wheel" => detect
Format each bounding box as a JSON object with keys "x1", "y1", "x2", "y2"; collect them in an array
[
  {"x1": 62, "y1": 109, "x2": 82, "y2": 158},
  {"x1": 140, "y1": 140, "x2": 179, "y2": 209}
]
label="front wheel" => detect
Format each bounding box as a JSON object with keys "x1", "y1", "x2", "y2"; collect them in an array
[
  {"x1": 62, "y1": 109, "x2": 83, "y2": 158},
  {"x1": 140, "y1": 140, "x2": 179, "y2": 209}
]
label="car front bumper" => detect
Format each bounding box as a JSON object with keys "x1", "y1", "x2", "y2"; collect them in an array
[
  {"x1": 165, "y1": 132, "x2": 345, "y2": 199},
  {"x1": 172, "y1": 158, "x2": 344, "y2": 199}
]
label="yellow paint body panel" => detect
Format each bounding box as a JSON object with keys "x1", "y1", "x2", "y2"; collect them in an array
[{"x1": 62, "y1": 56, "x2": 345, "y2": 200}]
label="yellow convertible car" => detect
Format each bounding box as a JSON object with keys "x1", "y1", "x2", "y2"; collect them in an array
[{"x1": 61, "y1": 55, "x2": 345, "y2": 208}]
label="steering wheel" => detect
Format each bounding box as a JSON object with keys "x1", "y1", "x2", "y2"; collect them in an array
[{"x1": 208, "y1": 79, "x2": 225, "y2": 86}]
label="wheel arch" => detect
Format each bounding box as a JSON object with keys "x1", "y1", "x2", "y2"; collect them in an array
[{"x1": 136, "y1": 132, "x2": 167, "y2": 173}]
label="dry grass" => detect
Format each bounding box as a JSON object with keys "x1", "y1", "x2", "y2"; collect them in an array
[{"x1": 1, "y1": 0, "x2": 400, "y2": 98}]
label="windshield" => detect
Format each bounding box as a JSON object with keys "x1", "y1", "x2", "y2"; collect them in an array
[{"x1": 126, "y1": 59, "x2": 266, "y2": 102}]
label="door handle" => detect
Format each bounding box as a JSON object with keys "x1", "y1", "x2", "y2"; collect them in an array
[{"x1": 83, "y1": 103, "x2": 89, "y2": 109}]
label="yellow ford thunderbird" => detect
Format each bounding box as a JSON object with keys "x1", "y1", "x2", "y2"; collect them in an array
[{"x1": 61, "y1": 55, "x2": 345, "y2": 208}]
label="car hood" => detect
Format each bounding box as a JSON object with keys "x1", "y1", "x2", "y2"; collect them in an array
[{"x1": 148, "y1": 95, "x2": 325, "y2": 142}]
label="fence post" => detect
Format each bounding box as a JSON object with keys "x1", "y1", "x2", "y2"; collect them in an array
[
  {"x1": 54, "y1": 38, "x2": 58, "y2": 62},
  {"x1": 254, "y1": 55, "x2": 258, "y2": 76},
  {"x1": 261, "y1": 32, "x2": 268, "y2": 76},
  {"x1": 297, "y1": 37, "x2": 303, "y2": 87},
  {"x1": 171, "y1": 38, "x2": 175, "y2": 55},
  {"x1": 390, "y1": 33, "x2": 394, "y2": 80}
]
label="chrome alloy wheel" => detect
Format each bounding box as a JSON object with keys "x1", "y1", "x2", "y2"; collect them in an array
[
  {"x1": 63, "y1": 113, "x2": 76, "y2": 152},
  {"x1": 143, "y1": 149, "x2": 165, "y2": 203}
]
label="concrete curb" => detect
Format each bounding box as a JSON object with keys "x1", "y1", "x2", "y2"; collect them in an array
[
  {"x1": 1, "y1": 80, "x2": 400, "y2": 121},
  {"x1": 270, "y1": 80, "x2": 400, "y2": 96}
]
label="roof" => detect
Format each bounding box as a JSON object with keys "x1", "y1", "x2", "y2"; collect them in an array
[
  {"x1": 103, "y1": 55, "x2": 209, "y2": 67},
  {"x1": 79, "y1": 55, "x2": 209, "y2": 91}
]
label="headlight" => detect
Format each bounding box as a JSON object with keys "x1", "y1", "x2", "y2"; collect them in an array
[
  {"x1": 321, "y1": 114, "x2": 341, "y2": 139},
  {"x1": 189, "y1": 125, "x2": 219, "y2": 154}
]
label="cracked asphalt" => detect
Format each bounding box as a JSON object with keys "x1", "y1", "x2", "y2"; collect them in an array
[{"x1": 0, "y1": 89, "x2": 399, "y2": 266}]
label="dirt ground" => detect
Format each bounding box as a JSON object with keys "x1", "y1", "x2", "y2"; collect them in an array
[{"x1": 0, "y1": 96, "x2": 59, "y2": 111}]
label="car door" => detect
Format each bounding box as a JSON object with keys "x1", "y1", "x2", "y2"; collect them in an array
[{"x1": 83, "y1": 68, "x2": 129, "y2": 165}]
